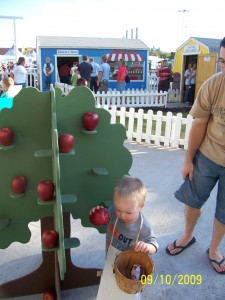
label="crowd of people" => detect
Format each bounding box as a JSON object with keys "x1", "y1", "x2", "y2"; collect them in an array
[
  {"x1": 156, "y1": 59, "x2": 197, "y2": 104},
  {"x1": 59, "y1": 54, "x2": 111, "y2": 93},
  {"x1": 0, "y1": 61, "x2": 15, "y2": 81},
  {"x1": 0, "y1": 54, "x2": 131, "y2": 96},
  {"x1": 0, "y1": 57, "x2": 28, "y2": 97},
  {"x1": 58, "y1": 54, "x2": 131, "y2": 94}
]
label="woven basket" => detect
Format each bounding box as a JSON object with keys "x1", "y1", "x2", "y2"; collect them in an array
[{"x1": 114, "y1": 250, "x2": 154, "y2": 294}]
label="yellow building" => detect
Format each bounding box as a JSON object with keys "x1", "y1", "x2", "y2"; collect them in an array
[{"x1": 173, "y1": 37, "x2": 221, "y2": 101}]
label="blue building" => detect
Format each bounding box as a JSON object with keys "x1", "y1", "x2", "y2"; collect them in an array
[{"x1": 36, "y1": 36, "x2": 150, "y2": 92}]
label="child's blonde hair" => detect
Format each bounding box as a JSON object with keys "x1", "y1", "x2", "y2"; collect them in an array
[
  {"x1": 2, "y1": 77, "x2": 14, "y2": 91},
  {"x1": 114, "y1": 175, "x2": 147, "y2": 206}
]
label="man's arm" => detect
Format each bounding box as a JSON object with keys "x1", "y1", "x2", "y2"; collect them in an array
[
  {"x1": 182, "y1": 117, "x2": 209, "y2": 180},
  {"x1": 97, "y1": 71, "x2": 103, "y2": 86}
]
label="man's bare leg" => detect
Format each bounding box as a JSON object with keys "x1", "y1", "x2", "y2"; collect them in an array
[
  {"x1": 208, "y1": 218, "x2": 225, "y2": 272},
  {"x1": 166, "y1": 205, "x2": 201, "y2": 255}
]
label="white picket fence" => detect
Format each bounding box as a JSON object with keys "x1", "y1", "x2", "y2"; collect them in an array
[
  {"x1": 55, "y1": 82, "x2": 168, "y2": 108},
  {"x1": 53, "y1": 81, "x2": 192, "y2": 149},
  {"x1": 26, "y1": 68, "x2": 38, "y2": 88},
  {"x1": 104, "y1": 106, "x2": 193, "y2": 150},
  {"x1": 95, "y1": 89, "x2": 168, "y2": 108},
  {"x1": 148, "y1": 73, "x2": 181, "y2": 103},
  {"x1": 148, "y1": 73, "x2": 158, "y2": 92}
]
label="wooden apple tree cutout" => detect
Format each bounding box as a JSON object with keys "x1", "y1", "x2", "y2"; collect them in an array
[
  {"x1": 0, "y1": 88, "x2": 54, "y2": 248},
  {"x1": 0, "y1": 86, "x2": 132, "y2": 298}
]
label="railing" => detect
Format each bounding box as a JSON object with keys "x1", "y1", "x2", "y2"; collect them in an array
[
  {"x1": 26, "y1": 68, "x2": 38, "y2": 88},
  {"x1": 95, "y1": 89, "x2": 168, "y2": 108},
  {"x1": 105, "y1": 106, "x2": 193, "y2": 150},
  {"x1": 55, "y1": 82, "x2": 168, "y2": 108},
  {"x1": 168, "y1": 89, "x2": 181, "y2": 103},
  {"x1": 148, "y1": 73, "x2": 181, "y2": 103},
  {"x1": 26, "y1": 71, "x2": 181, "y2": 102},
  {"x1": 148, "y1": 73, "x2": 158, "y2": 92}
]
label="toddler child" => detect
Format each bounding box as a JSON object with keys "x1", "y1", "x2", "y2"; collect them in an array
[
  {"x1": 90, "y1": 175, "x2": 158, "y2": 300},
  {"x1": 1, "y1": 77, "x2": 14, "y2": 98}
]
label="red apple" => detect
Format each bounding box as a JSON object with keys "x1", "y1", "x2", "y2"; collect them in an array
[
  {"x1": 43, "y1": 287, "x2": 56, "y2": 300},
  {"x1": 58, "y1": 133, "x2": 74, "y2": 153},
  {"x1": 83, "y1": 112, "x2": 99, "y2": 131},
  {"x1": 0, "y1": 127, "x2": 14, "y2": 146},
  {"x1": 89, "y1": 207, "x2": 109, "y2": 226},
  {"x1": 12, "y1": 176, "x2": 27, "y2": 194},
  {"x1": 37, "y1": 180, "x2": 55, "y2": 201},
  {"x1": 42, "y1": 229, "x2": 59, "y2": 249}
]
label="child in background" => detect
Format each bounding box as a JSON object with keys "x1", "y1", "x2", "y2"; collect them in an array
[
  {"x1": 90, "y1": 175, "x2": 158, "y2": 300},
  {"x1": 76, "y1": 77, "x2": 88, "y2": 87},
  {"x1": 1, "y1": 77, "x2": 14, "y2": 98},
  {"x1": 71, "y1": 68, "x2": 78, "y2": 87}
]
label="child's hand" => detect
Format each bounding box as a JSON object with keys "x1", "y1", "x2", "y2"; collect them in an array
[
  {"x1": 134, "y1": 241, "x2": 149, "y2": 253},
  {"x1": 89, "y1": 205, "x2": 104, "y2": 215},
  {"x1": 134, "y1": 241, "x2": 156, "y2": 254}
]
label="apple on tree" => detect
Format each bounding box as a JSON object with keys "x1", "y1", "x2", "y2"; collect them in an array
[
  {"x1": 37, "y1": 180, "x2": 55, "y2": 201},
  {"x1": 43, "y1": 287, "x2": 57, "y2": 300},
  {"x1": 42, "y1": 229, "x2": 59, "y2": 249},
  {"x1": 82, "y1": 112, "x2": 99, "y2": 131},
  {"x1": 58, "y1": 133, "x2": 74, "y2": 153},
  {"x1": 0, "y1": 127, "x2": 14, "y2": 146},
  {"x1": 89, "y1": 206, "x2": 109, "y2": 226},
  {"x1": 12, "y1": 176, "x2": 27, "y2": 194}
]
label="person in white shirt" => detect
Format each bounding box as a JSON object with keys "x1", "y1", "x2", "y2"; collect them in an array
[
  {"x1": 10, "y1": 57, "x2": 27, "y2": 88},
  {"x1": 70, "y1": 61, "x2": 78, "y2": 76},
  {"x1": 189, "y1": 63, "x2": 197, "y2": 104},
  {"x1": 183, "y1": 63, "x2": 192, "y2": 103}
]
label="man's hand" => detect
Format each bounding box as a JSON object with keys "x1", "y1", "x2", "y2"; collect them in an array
[{"x1": 182, "y1": 160, "x2": 194, "y2": 181}]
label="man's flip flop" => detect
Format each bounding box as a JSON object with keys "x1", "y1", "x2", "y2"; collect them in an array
[
  {"x1": 166, "y1": 237, "x2": 196, "y2": 256},
  {"x1": 207, "y1": 249, "x2": 225, "y2": 275}
]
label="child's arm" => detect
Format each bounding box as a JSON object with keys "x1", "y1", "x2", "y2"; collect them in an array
[{"x1": 135, "y1": 215, "x2": 159, "y2": 254}]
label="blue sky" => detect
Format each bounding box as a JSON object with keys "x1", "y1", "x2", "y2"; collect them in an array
[{"x1": 1, "y1": 0, "x2": 224, "y2": 52}]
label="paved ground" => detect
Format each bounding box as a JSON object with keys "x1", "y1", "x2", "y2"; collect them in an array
[{"x1": 1, "y1": 142, "x2": 224, "y2": 300}]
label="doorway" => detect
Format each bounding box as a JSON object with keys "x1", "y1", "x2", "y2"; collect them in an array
[
  {"x1": 181, "y1": 54, "x2": 198, "y2": 102},
  {"x1": 55, "y1": 56, "x2": 80, "y2": 82}
]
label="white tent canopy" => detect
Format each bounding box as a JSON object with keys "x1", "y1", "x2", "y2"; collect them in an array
[
  {"x1": 3, "y1": 47, "x2": 24, "y2": 58},
  {"x1": 0, "y1": 47, "x2": 25, "y2": 63},
  {"x1": 0, "y1": 55, "x2": 16, "y2": 63}
]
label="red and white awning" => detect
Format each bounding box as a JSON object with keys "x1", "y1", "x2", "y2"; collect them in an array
[{"x1": 107, "y1": 53, "x2": 144, "y2": 62}]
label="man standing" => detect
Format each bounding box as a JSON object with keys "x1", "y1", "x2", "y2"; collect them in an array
[
  {"x1": 89, "y1": 57, "x2": 100, "y2": 93},
  {"x1": 183, "y1": 63, "x2": 193, "y2": 103},
  {"x1": 77, "y1": 55, "x2": 93, "y2": 86},
  {"x1": 166, "y1": 37, "x2": 225, "y2": 275},
  {"x1": 97, "y1": 55, "x2": 110, "y2": 93}
]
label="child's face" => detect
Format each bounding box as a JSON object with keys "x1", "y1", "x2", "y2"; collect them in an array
[
  {"x1": 114, "y1": 192, "x2": 143, "y2": 224},
  {"x1": 2, "y1": 82, "x2": 6, "y2": 91}
]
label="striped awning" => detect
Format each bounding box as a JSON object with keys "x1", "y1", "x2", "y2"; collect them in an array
[{"x1": 107, "y1": 53, "x2": 144, "y2": 62}]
